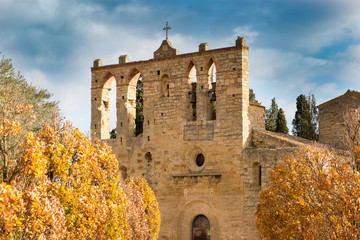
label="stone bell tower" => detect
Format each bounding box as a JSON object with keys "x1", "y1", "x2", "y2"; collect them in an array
[{"x1": 90, "y1": 35, "x2": 273, "y2": 239}]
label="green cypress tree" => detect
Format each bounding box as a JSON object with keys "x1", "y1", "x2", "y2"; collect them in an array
[
  {"x1": 110, "y1": 128, "x2": 116, "y2": 139},
  {"x1": 249, "y1": 88, "x2": 260, "y2": 104},
  {"x1": 275, "y1": 108, "x2": 289, "y2": 134},
  {"x1": 265, "y1": 98, "x2": 279, "y2": 131},
  {"x1": 135, "y1": 76, "x2": 144, "y2": 136},
  {"x1": 292, "y1": 94, "x2": 316, "y2": 140},
  {"x1": 308, "y1": 94, "x2": 319, "y2": 141}
]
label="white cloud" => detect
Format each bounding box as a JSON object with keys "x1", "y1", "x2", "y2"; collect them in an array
[
  {"x1": 225, "y1": 26, "x2": 258, "y2": 45},
  {"x1": 250, "y1": 48, "x2": 328, "y2": 94}
]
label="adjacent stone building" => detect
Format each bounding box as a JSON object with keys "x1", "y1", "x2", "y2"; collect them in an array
[
  {"x1": 318, "y1": 90, "x2": 360, "y2": 150},
  {"x1": 90, "y1": 37, "x2": 315, "y2": 239}
]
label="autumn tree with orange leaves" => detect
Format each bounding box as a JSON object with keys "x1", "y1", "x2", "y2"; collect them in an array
[
  {"x1": 0, "y1": 53, "x2": 161, "y2": 239},
  {"x1": 0, "y1": 53, "x2": 60, "y2": 184},
  {"x1": 256, "y1": 146, "x2": 360, "y2": 240}
]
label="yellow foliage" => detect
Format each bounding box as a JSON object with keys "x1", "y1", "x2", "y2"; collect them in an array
[
  {"x1": 1, "y1": 122, "x2": 161, "y2": 239},
  {"x1": 256, "y1": 146, "x2": 360, "y2": 239},
  {"x1": 127, "y1": 177, "x2": 161, "y2": 240}
]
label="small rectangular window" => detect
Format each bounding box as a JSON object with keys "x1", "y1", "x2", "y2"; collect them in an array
[{"x1": 259, "y1": 166, "x2": 262, "y2": 186}]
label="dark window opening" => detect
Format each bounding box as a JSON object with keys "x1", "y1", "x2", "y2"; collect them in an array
[
  {"x1": 259, "y1": 165, "x2": 262, "y2": 186},
  {"x1": 157, "y1": 70, "x2": 160, "y2": 75},
  {"x1": 192, "y1": 103, "x2": 197, "y2": 121},
  {"x1": 135, "y1": 75, "x2": 144, "y2": 136},
  {"x1": 103, "y1": 101, "x2": 109, "y2": 110},
  {"x1": 145, "y1": 152, "x2": 152, "y2": 161},
  {"x1": 253, "y1": 163, "x2": 262, "y2": 187},
  {"x1": 189, "y1": 82, "x2": 197, "y2": 121},
  {"x1": 196, "y1": 154, "x2": 205, "y2": 167}
]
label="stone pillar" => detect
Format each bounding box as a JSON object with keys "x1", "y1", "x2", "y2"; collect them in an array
[
  {"x1": 239, "y1": 40, "x2": 250, "y2": 146},
  {"x1": 91, "y1": 59, "x2": 103, "y2": 140},
  {"x1": 116, "y1": 82, "x2": 131, "y2": 143}
]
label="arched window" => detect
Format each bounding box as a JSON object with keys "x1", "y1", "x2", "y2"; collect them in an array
[{"x1": 192, "y1": 215, "x2": 210, "y2": 240}]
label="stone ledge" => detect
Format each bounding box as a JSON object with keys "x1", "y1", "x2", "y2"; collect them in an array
[
  {"x1": 173, "y1": 172, "x2": 221, "y2": 178},
  {"x1": 172, "y1": 172, "x2": 222, "y2": 183}
]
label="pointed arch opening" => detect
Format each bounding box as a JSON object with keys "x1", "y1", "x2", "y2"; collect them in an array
[
  {"x1": 192, "y1": 214, "x2": 210, "y2": 240},
  {"x1": 127, "y1": 68, "x2": 144, "y2": 137},
  {"x1": 187, "y1": 61, "x2": 197, "y2": 121},
  {"x1": 101, "y1": 72, "x2": 117, "y2": 139},
  {"x1": 207, "y1": 59, "x2": 217, "y2": 120}
]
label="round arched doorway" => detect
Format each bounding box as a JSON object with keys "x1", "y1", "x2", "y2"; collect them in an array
[{"x1": 192, "y1": 215, "x2": 210, "y2": 240}]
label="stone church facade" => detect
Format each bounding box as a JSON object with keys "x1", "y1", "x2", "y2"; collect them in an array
[{"x1": 90, "y1": 37, "x2": 318, "y2": 239}]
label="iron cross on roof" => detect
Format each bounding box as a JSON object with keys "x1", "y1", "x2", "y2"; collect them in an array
[{"x1": 163, "y1": 22, "x2": 171, "y2": 40}]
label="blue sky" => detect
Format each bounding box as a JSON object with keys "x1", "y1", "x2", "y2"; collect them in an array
[{"x1": 1, "y1": 0, "x2": 360, "y2": 133}]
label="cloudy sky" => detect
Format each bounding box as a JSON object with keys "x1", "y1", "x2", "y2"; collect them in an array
[{"x1": 1, "y1": 0, "x2": 360, "y2": 134}]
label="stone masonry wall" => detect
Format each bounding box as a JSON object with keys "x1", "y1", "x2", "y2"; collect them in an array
[
  {"x1": 249, "y1": 103, "x2": 265, "y2": 130},
  {"x1": 318, "y1": 91, "x2": 360, "y2": 149}
]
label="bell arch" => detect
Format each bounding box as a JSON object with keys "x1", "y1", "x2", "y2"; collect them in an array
[
  {"x1": 206, "y1": 58, "x2": 217, "y2": 120},
  {"x1": 97, "y1": 71, "x2": 118, "y2": 139},
  {"x1": 187, "y1": 61, "x2": 198, "y2": 121},
  {"x1": 126, "y1": 68, "x2": 144, "y2": 137}
]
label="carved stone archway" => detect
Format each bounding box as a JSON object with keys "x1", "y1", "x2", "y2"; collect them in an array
[{"x1": 176, "y1": 200, "x2": 220, "y2": 240}]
